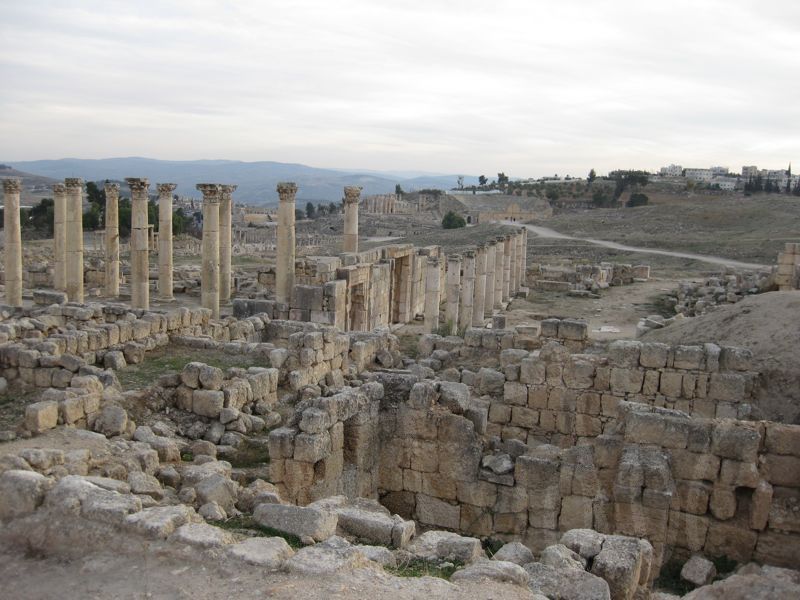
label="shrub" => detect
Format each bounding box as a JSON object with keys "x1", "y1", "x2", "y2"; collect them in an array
[
  {"x1": 626, "y1": 193, "x2": 649, "y2": 207},
  {"x1": 442, "y1": 211, "x2": 466, "y2": 229}
]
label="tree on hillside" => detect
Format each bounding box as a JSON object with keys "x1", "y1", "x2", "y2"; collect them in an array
[
  {"x1": 478, "y1": 175, "x2": 488, "y2": 186},
  {"x1": 610, "y1": 170, "x2": 649, "y2": 200},
  {"x1": 441, "y1": 211, "x2": 466, "y2": 229},
  {"x1": 306, "y1": 202, "x2": 316, "y2": 219},
  {"x1": 395, "y1": 184, "x2": 404, "y2": 195},
  {"x1": 626, "y1": 193, "x2": 649, "y2": 208},
  {"x1": 588, "y1": 169, "x2": 596, "y2": 183},
  {"x1": 497, "y1": 172, "x2": 509, "y2": 185}
]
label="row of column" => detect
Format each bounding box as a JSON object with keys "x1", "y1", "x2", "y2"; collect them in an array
[
  {"x1": 195, "y1": 183, "x2": 237, "y2": 318},
  {"x1": 424, "y1": 228, "x2": 527, "y2": 334}
]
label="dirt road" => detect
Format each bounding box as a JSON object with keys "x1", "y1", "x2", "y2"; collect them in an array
[{"x1": 517, "y1": 223, "x2": 768, "y2": 270}]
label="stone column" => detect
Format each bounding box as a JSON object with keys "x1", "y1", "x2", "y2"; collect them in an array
[
  {"x1": 472, "y1": 243, "x2": 486, "y2": 326},
  {"x1": 515, "y1": 229, "x2": 524, "y2": 292},
  {"x1": 520, "y1": 228, "x2": 528, "y2": 289},
  {"x1": 219, "y1": 184, "x2": 236, "y2": 302},
  {"x1": 104, "y1": 182, "x2": 120, "y2": 297},
  {"x1": 459, "y1": 250, "x2": 475, "y2": 332},
  {"x1": 65, "y1": 178, "x2": 84, "y2": 303},
  {"x1": 502, "y1": 235, "x2": 512, "y2": 301},
  {"x1": 52, "y1": 183, "x2": 67, "y2": 291},
  {"x1": 197, "y1": 184, "x2": 221, "y2": 318},
  {"x1": 156, "y1": 183, "x2": 176, "y2": 300},
  {"x1": 126, "y1": 178, "x2": 150, "y2": 309},
  {"x1": 2, "y1": 178, "x2": 23, "y2": 306},
  {"x1": 445, "y1": 254, "x2": 461, "y2": 335},
  {"x1": 484, "y1": 240, "x2": 496, "y2": 316},
  {"x1": 276, "y1": 182, "x2": 297, "y2": 304},
  {"x1": 493, "y1": 237, "x2": 504, "y2": 308},
  {"x1": 423, "y1": 257, "x2": 441, "y2": 333},
  {"x1": 510, "y1": 232, "x2": 519, "y2": 293},
  {"x1": 342, "y1": 185, "x2": 361, "y2": 253}
]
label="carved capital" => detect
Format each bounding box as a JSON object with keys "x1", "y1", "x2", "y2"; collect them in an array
[
  {"x1": 52, "y1": 182, "x2": 66, "y2": 195},
  {"x1": 277, "y1": 182, "x2": 298, "y2": 202},
  {"x1": 464, "y1": 250, "x2": 475, "y2": 258},
  {"x1": 125, "y1": 177, "x2": 150, "y2": 193},
  {"x1": 343, "y1": 186, "x2": 362, "y2": 204},
  {"x1": 196, "y1": 183, "x2": 221, "y2": 202},
  {"x1": 104, "y1": 182, "x2": 120, "y2": 195},
  {"x1": 219, "y1": 184, "x2": 238, "y2": 200},
  {"x1": 64, "y1": 177, "x2": 84, "y2": 189},
  {"x1": 448, "y1": 254, "x2": 462, "y2": 263},
  {"x1": 157, "y1": 183, "x2": 177, "y2": 195},
  {"x1": 2, "y1": 178, "x2": 21, "y2": 194}
]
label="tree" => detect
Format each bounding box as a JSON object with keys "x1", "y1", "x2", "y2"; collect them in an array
[
  {"x1": 83, "y1": 202, "x2": 102, "y2": 230},
  {"x1": 588, "y1": 169, "x2": 596, "y2": 183},
  {"x1": 395, "y1": 184, "x2": 404, "y2": 195},
  {"x1": 27, "y1": 198, "x2": 55, "y2": 234},
  {"x1": 173, "y1": 207, "x2": 188, "y2": 235},
  {"x1": 545, "y1": 186, "x2": 560, "y2": 201},
  {"x1": 497, "y1": 172, "x2": 509, "y2": 185},
  {"x1": 306, "y1": 202, "x2": 316, "y2": 219},
  {"x1": 328, "y1": 202, "x2": 338, "y2": 214},
  {"x1": 592, "y1": 190, "x2": 614, "y2": 208},
  {"x1": 457, "y1": 176, "x2": 464, "y2": 189},
  {"x1": 118, "y1": 198, "x2": 132, "y2": 237},
  {"x1": 441, "y1": 211, "x2": 466, "y2": 229},
  {"x1": 478, "y1": 175, "x2": 487, "y2": 186},
  {"x1": 626, "y1": 193, "x2": 649, "y2": 208},
  {"x1": 295, "y1": 209, "x2": 304, "y2": 221}
]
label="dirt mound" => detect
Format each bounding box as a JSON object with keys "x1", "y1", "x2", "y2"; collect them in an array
[{"x1": 642, "y1": 291, "x2": 800, "y2": 423}]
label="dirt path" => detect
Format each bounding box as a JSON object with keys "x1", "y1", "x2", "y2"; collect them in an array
[{"x1": 517, "y1": 223, "x2": 768, "y2": 270}]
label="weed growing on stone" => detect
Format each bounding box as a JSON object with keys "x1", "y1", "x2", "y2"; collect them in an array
[{"x1": 386, "y1": 558, "x2": 462, "y2": 580}]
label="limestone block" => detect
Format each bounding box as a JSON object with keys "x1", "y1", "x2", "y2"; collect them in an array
[
  {"x1": 415, "y1": 494, "x2": 460, "y2": 530},
  {"x1": 170, "y1": 523, "x2": 234, "y2": 549},
  {"x1": 192, "y1": 390, "x2": 225, "y2": 418},
  {"x1": 673, "y1": 345, "x2": 705, "y2": 370},
  {"x1": 671, "y1": 449, "x2": 719, "y2": 480},
  {"x1": 520, "y1": 357, "x2": 546, "y2": 385},
  {"x1": 558, "y1": 319, "x2": 588, "y2": 341},
  {"x1": 591, "y1": 535, "x2": 652, "y2": 599},
  {"x1": 438, "y1": 381, "x2": 470, "y2": 414},
  {"x1": 563, "y1": 359, "x2": 595, "y2": 389},
  {"x1": 0, "y1": 470, "x2": 53, "y2": 519},
  {"x1": 639, "y1": 343, "x2": 670, "y2": 368},
  {"x1": 559, "y1": 495, "x2": 594, "y2": 531},
  {"x1": 198, "y1": 365, "x2": 224, "y2": 390},
  {"x1": 666, "y1": 511, "x2": 708, "y2": 552},
  {"x1": 719, "y1": 459, "x2": 760, "y2": 488},
  {"x1": 767, "y1": 486, "x2": 800, "y2": 534},
  {"x1": 707, "y1": 372, "x2": 746, "y2": 402},
  {"x1": 195, "y1": 474, "x2": 238, "y2": 514},
  {"x1": 750, "y1": 479, "x2": 773, "y2": 530},
  {"x1": 525, "y1": 563, "x2": 610, "y2": 600},
  {"x1": 709, "y1": 484, "x2": 736, "y2": 520},
  {"x1": 609, "y1": 340, "x2": 642, "y2": 368},
  {"x1": 705, "y1": 522, "x2": 757, "y2": 562},
  {"x1": 477, "y1": 367, "x2": 505, "y2": 395},
  {"x1": 451, "y1": 559, "x2": 529, "y2": 587},
  {"x1": 659, "y1": 371, "x2": 683, "y2": 397},
  {"x1": 456, "y1": 480, "x2": 498, "y2": 508},
  {"x1": 227, "y1": 536, "x2": 294, "y2": 568},
  {"x1": 719, "y1": 346, "x2": 753, "y2": 371},
  {"x1": 25, "y1": 401, "x2": 59, "y2": 433},
  {"x1": 674, "y1": 480, "x2": 711, "y2": 515},
  {"x1": 711, "y1": 420, "x2": 761, "y2": 462},
  {"x1": 124, "y1": 505, "x2": 199, "y2": 539},
  {"x1": 294, "y1": 431, "x2": 331, "y2": 463},
  {"x1": 765, "y1": 423, "x2": 800, "y2": 457},
  {"x1": 254, "y1": 502, "x2": 337, "y2": 542},
  {"x1": 503, "y1": 381, "x2": 528, "y2": 406},
  {"x1": 539, "y1": 318, "x2": 560, "y2": 337},
  {"x1": 609, "y1": 368, "x2": 644, "y2": 394},
  {"x1": 762, "y1": 454, "x2": 800, "y2": 486},
  {"x1": 493, "y1": 541, "x2": 534, "y2": 565},
  {"x1": 540, "y1": 543, "x2": 585, "y2": 571},
  {"x1": 408, "y1": 530, "x2": 484, "y2": 563}
]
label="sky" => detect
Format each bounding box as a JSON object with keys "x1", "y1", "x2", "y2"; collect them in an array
[{"x1": 1, "y1": 0, "x2": 798, "y2": 178}]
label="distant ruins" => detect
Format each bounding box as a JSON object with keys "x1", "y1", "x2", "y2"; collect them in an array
[{"x1": 0, "y1": 175, "x2": 799, "y2": 598}]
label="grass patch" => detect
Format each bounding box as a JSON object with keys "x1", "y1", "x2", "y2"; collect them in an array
[
  {"x1": 224, "y1": 437, "x2": 270, "y2": 468},
  {"x1": 0, "y1": 387, "x2": 42, "y2": 430},
  {"x1": 216, "y1": 515, "x2": 303, "y2": 549},
  {"x1": 116, "y1": 345, "x2": 253, "y2": 390},
  {"x1": 386, "y1": 558, "x2": 462, "y2": 580},
  {"x1": 397, "y1": 334, "x2": 419, "y2": 359}
]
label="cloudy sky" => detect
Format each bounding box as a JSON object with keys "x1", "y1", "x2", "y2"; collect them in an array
[{"x1": 1, "y1": 0, "x2": 798, "y2": 177}]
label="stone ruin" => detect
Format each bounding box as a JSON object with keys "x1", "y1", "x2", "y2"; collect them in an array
[{"x1": 0, "y1": 176, "x2": 799, "y2": 598}]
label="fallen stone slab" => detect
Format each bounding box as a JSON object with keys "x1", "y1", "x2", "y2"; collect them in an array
[
  {"x1": 124, "y1": 505, "x2": 199, "y2": 539},
  {"x1": 451, "y1": 558, "x2": 529, "y2": 587},
  {"x1": 226, "y1": 536, "x2": 295, "y2": 569},
  {"x1": 407, "y1": 530, "x2": 485, "y2": 564},
  {"x1": 0, "y1": 470, "x2": 53, "y2": 520},
  {"x1": 169, "y1": 523, "x2": 234, "y2": 549},
  {"x1": 492, "y1": 541, "x2": 534, "y2": 566},
  {"x1": 253, "y1": 503, "x2": 337, "y2": 542},
  {"x1": 285, "y1": 536, "x2": 369, "y2": 576},
  {"x1": 525, "y1": 562, "x2": 611, "y2": 600}
]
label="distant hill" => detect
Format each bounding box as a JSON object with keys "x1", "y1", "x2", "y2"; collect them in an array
[
  {"x1": 5, "y1": 158, "x2": 478, "y2": 204},
  {"x1": 0, "y1": 164, "x2": 59, "y2": 205}
]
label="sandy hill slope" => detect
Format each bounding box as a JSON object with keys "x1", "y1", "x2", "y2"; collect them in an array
[{"x1": 642, "y1": 291, "x2": 800, "y2": 423}]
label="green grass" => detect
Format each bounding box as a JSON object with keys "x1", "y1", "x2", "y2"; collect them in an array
[
  {"x1": 386, "y1": 558, "x2": 462, "y2": 580},
  {"x1": 397, "y1": 334, "x2": 419, "y2": 359},
  {"x1": 216, "y1": 515, "x2": 303, "y2": 549},
  {"x1": 116, "y1": 345, "x2": 257, "y2": 390}
]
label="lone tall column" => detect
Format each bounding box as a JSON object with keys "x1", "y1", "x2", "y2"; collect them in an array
[
  {"x1": 472, "y1": 244, "x2": 486, "y2": 326},
  {"x1": 276, "y1": 182, "x2": 297, "y2": 304},
  {"x1": 126, "y1": 178, "x2": 150, "y2": 309},
  {"x1": 103, "y1": 183, "x2": 120, "y2": 297},
  {"x1": 52, "y1": 183, "x2": 67, "y2": 291},
  {"x1": 157, "y1": 183, "x2": 176, "y2": 300},
  {"x1": 520, "y1": 228, "x2": 528, "y2": 290},
  {"x1": 493, "y1": 237, "x2": 504, "y2": 308},
  {"x1": 219, "y1": 184, "x2": 236, "y2": 302},
  {"x1": 423, "y1": 257, "x2": 441, "y2": 334},
  {"x1": 502, "y1": 235, "x2": 512, "y2": 301},
  {"x1": 510, "y1": 232, "x2": 519, "y2": 293},
  {"x1": 516, "y1": 229, "x2": 524, "y2": 292},
  {"x1": 197, "y1": 184, "x2": 221, "y2": 318},
  {"x1": 459, "y1": 250, "x2": 475, "y2": 332},
  {"x1": 342, "y1": 185, "x2": 361, "y2": 253},
  {"x1": 445, "y1": 254, "x2": 461, "y2": 335},
  {"x1": 2, "y1": 178, "x2": 23, "y2": 307},
  {"x1": 65, "y1": 178, "x2": 84, "y2": 303},
  {"x1": 484, "y1": 240, "x2": 497, "y2": 315}
]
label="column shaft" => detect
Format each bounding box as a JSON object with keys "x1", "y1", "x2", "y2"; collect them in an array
[
  {"x1": 53, "y1": 183, "x2": 67, "y2": 291},
  {"x1": 484, "y1": 241, "x2": 496, "y2": 316},
  {"x1": 276, "y1": 182, "x2": 297, "y2": 304},
  {"x1": 459, "y1": 251, "x2": 475, "y2": 332},
  {"x1": 520, "y1": 228, "x2": 528, "y2": 290},
  {"x1": 445, "y1": 255, "x2": 461, "y2": 335},
  {"x1": 2, "y1": 179, "x2": 23, "y2": 306},
  {"x1": 104, "y1": 183, "x2": 120, "y2": 297},
  {"x1": 197, "y1": 184, "x2": 221, "y2": 318},
  {"x1": 510, "y1": 233, "x2": 519, "y2": 293},
  {"x1": 126, "y1": 178, "x2": 150, "y2": 309},
  {"x1": 423, "y1": 257, "x2": 441, "y2": 333},
  {"x1": 472, "y1": 244, "x2": 486, "y2": 326},
  {"x1": 65, "y1": 178, "x2": 84, "y2": 303},
  {"x1": 343, "y1": 186, "x2": 361, "y2": 253},
  {"x1": 219, "y1": 184, "x2": 236, "y2": 302},
  {"x1": 493, "y1": 237, "x2": 504, "y2": 308},
  {"x1": 502, "y1": 235, "x2": 512, "y2": 301},
  {"x1": 157, "y1": 183, "x2": 176, "y2": 300}
]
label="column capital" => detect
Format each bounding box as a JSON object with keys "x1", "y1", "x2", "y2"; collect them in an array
[
  {"x1": 196, "y1": 183, "x2": 221, "y2": 202},
  {"x1": 52, "y1": 182, "x2": 66, "y2": 194},
  {"x1": 476, "y1": 243, "x2": 485, "y2": 250},
  {"x1": 343, "y1": 186, "x2": 362, "y2": 204},
  {"x1": 219, "y1": 184, "x2": 238, "y2": 199},
  {"x1": 464, "y1": 250, "x2": 475, "y2": 258},
  {"x1": 104, "y1": 182, "x2": 120, "y2": 194},
  {"x1": 64, "y1": 177, "x2": 84, "y2": 189},
  {"x1": 157, "y1": 183, "x2": 177, "y2": 194},
  {"x1": 427, "y1": 256, "x2": 440, "y2": 266},
  {"x1": 125, "y1": 177, "x2": 150, "y2": 192},
  {"x1": 277, "y1": 182, "x2": 298, "y2": 201},
  {"x1": 2, "y1": 178, "x2": 21, "y2": 194},
  {"x1": 448, "y1": 254, "x2": 462, "y2": 263}
]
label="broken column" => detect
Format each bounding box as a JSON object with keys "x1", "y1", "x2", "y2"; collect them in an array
[
  {"x1": 494, "y1": 236, "x2": 504, "y2": 308},
  {"x1": 52, "y1": 183, "x2": 67, "y2": 291},
  {"x1": 459, "y1": 250, "x2": 475, "y2": 332},
  {"x1": 484, "y1": 240, "x2": 496, "y2": 316},
  {"x1": 104, "y1": 182, "x2": 120, "y2": 297},
  {"x1": 126, "y1": 178, "x2": 150, "y2": 309},
  {"x1": 343, "y1": 185, "x2": 361, "y2": 253},
  {"x1": 445, "y1": 254, "x2": 461, "y2": 335},
  {"x1": 2, "y1": 178, "x2": 23, "y2": 306},
  {"x1": 65, "y1": 178, "x2": 84, "y2": 303},
  {"x1": 502, "y1": 234, "x2": 512, "y2": 301},
  {"x1": 424, "y1": 257, "x2": 441, "y2": 333},
  {"x1": 219, "y1": 184, "x2": 237, "y2": 302},
  {"x1": 276, "y1": 182, "x2": 298, "y2": 304},
  {"x1": 197, "y1": 184, "x2": 221, "y2": 318},
  {"x1": 472, "y1": 243, "x2": 486, "y2": 326},
  {"x1": 156, "y1": 183, "x2": 176, "y2": 300}
]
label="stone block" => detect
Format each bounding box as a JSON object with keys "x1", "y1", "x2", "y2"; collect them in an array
[
  {"x1": 765, "y1": 423, "x2": 800, "y2": 457},
  {"x1": 609, "y1": 340, "x2": 642, "y2": 368},
  {"x1": 192, "y1": 390, "x2": 224, "y2": 418},
  {"x1": 294, "y1": 431, "x2": 331, "y2": 463},
  {"x1": 707, "y1": 372, "x2": 746, "y2": 402},
  {"x1": 673, "y1": 345, "x2": 704, "y2": 370},
  {"x1": 0, "y1": 470, "x2": 53, "y2": 519},
  {"x1": 705, "y1": 522, "x2": 757, "y2": 562},
  {"x1": 681, "y1": 555, "x2": 716, "y2": 587},
  {"x1": 639, "y1": 343, "x2": 670, "y2": 368},
  {"x1": 763, "y1": 454, "x2": 800, "y2": 487},
  {"x1": 415, "y1": 494, "x2": 460, "y2": 530},
  {"x1": 559, "y1": 496, "x2": 593, "y2": 530},
  {"x1": 667, "y1": 511, "x2": 708, "y2": 552},
  {"x1": 254, "y1": 503, "x2": 337, "y2": 542},
  {"x1": 25, "y1": 401, "x2": 59, "y2": 433},
  {"x1": 711, "y1": 420, "x2": 761, "y2": 462},
  {"x1": 609, "y1": 368, "x2": 644, "y2": 394}
]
